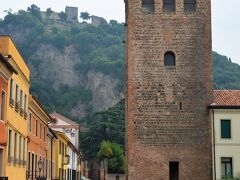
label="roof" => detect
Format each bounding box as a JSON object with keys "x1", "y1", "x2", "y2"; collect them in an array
[
  {"x1": 210, "y1": 90, "x2": 240, "y2": 108},
  {"x1": 0, "y1": 53, "x2": 18, "y2": 74},
  {"x1": 48, "y1": 128, "x2": 58, "y2": 139},
  {"x1": 50, "y1": 111, "x2": 79, "y2": 127}
]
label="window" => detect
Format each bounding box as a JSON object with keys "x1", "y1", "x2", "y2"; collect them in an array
[
  {"x1": 44, "y1": 126, "x2": 46, "y2": 142},
  {"x1": 164, "y1": 51, "x2": 176, "y2": 66},
  {"x1": 32, "y1": 153, "x2": 35, "y2": 175},
  {"x1": 19, "y1": 136, "x2": 22, "y2": 161},
  {"x1": 40, "y1": 123, "x2": 42, "y2": 139},
  {"x1": 20, "y1": 90, "x2": 23, "y2": 109},
  {"x1": 184, "y1": 0, "x2": 196, "y2": 12},
  {"x1": 221, "y1": 158, "x2": 232, "y2": 178},
  {"x1": 142, "y1": 0, "x2": 154, "y2": 13},
  {"x1": 24, "y1": 94, "x2": 27, "y2": 112},
  {"x1": 10, "y1": 78, "x2": 13, "y2": 100},
  {"x1": 29, "y1": 113, "x2": 32, "y2": 132},
  {"x1": 221, "y1": 120, "x2": 231, "y2": 138},
  {"x1": 28, "y1": 152, "x2": 31, "y2": 176},
  {"x1": 23, "y1": 138, "x2": 26, "y2": 162},
  {"x1": 36, "y1": 120, "x2": 38, "y2": 137},
  {"x1": 8, "y1": 129, "x2": 12, "y2": 158},
  {"x1": 35, "y1": 155, "x2": 37, "y2": 172},
  {"x1": 169, "y1": 161, "x2": 179, "y2": 180},
  {"x1": 14, "y1": 133, "x2": 17, "y2": 162},
  {"x1": 59, "y1": 141, "x2": 62, "y2": 154},
  {"x1": 1, "y1": 91, "x2": 6, "y2": 121},
  {"x1": 71, "y1": 133, "x2": 75, "y2": 137},
  {"x1": 15, "y1": 84, "x2": 18, "y2": 103},
  {"x1": 62, "y1": 143, "x2": 64, "y2": 155},
  {"x1": 163, "y1": 0, "x2": 175, "y2": 12}
]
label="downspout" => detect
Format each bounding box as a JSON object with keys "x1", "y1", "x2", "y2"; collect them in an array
[{"x1": 212, "y1": 108, "x2": 216, "y2": 180}]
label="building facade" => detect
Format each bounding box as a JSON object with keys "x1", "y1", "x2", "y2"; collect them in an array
[
  {"x1": 0, "y1": 53, "x2": 17, "y2": 178},
  {"x1": 210, "y1": 90, "x2": 240, "y2": 179},
  {"x1": 47, "y1": 128, "x2": 58, "y2": 180},
  {"x1": 125, "y1": 0, "x2": 213, "y2": 179},
  {"x1": 53, "y1": 131, "x2": 71, "y2": 180},
  {"x1": 50, "y1": 112, "x2": 82, "y2": 180},
  {"x1": 27, "y1": 95, "x2": 52, "y2": 179},
  {"x1": 0, "y1": 35, "x2": 30, "y2": 180}
]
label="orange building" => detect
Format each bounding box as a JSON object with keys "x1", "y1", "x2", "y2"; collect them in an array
[
  {"x1": 27, "y1": 95, "x2": 52, "y2": 179},
  {"x1": 0, "y1": 53, "x2": 17, "y2": 177}
]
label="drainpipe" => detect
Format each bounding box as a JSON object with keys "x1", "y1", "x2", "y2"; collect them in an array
[{"x1": 212, "y1": 108, "x2": 216, "y2": 180}]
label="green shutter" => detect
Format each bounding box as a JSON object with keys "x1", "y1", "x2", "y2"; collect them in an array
[{"x1": 221, "y1": 120, "x2": 231, "y2": 138}]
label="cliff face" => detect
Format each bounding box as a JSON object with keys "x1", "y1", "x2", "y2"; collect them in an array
[{"x1": 0, "y1": 11, "x2": 124, "y2": 120}]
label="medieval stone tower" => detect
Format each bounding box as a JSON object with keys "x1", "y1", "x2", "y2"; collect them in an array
[{"x1": 125, "y1": 0, "x2": 213, "y2": 179}]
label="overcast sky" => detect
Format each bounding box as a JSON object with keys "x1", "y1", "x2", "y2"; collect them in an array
[{"x1": 0, "y1": 0, "x2": 240, "y2": 64}]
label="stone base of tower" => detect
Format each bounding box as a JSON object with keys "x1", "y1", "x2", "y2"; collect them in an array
[{"x1": 127, "y1": 146, "x2": 212, "y2": 180}]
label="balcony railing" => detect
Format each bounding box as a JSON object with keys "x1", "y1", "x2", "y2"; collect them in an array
[
  {"x1": 15, "y1": 102, "x2": 20, "y2": 112},
  {"x1": 20, "y1": 108, "x2": 24, "y2": 116},
  {"x1": 24, "y1": 111, "x2": 27, "y2": 119},
  {"x1": 9, "y1": 98, "x2": 14, "y2": 107},
  {"x1": 0, "y1": 177, "x2": 8, "y2": 180}
]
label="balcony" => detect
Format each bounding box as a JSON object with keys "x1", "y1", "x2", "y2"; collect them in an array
[
  {"x1": 9, "y1": 98, "x2": 14, "y2": 107},
  {"x1": 20, "y1": 108, "x2": 24, "y2": 116},
  {"x1": 7, "y1": 156, "x2": 13, "y2": 163},
  {"x1": 15, "y1": 102, "x2": 20, "y2": 112},
  {"x1": 0, "y1": 177, "x2": 8, "y2": 180},
  {"x1": 24, "y1": 111, "x2": 27, "y2": 119}
]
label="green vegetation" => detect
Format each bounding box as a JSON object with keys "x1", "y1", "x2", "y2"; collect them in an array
[
  {"x1": 213, "y1": 52, "x2": 240, "y2": 89},
  {"x1": 80, "y1": 99, "x2": 125, "y2": 159},
  {"x1": 97, "y1": 141, "x2": 125, "y2": 173},
  {"x1": 1, "y1": 5, "x2": 240, "y2": 171},
  {"x1": 80, "y1": 12, "x2": 90, "y2": 22}
]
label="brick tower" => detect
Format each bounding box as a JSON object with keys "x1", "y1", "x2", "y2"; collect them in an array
[{"x1": 125, "y1": 0, "x2": 213, "y2": 179}]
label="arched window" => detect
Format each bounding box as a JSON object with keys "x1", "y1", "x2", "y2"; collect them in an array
[
  {"x1": 164, "y1": 51, "x2": 176, "y2": 66},
  {"x1": 163, "y1": 0, "x2": 176, "y2": 12},
  {"x1": 184, "y1": 0, "x2": 196, "y2": 11},
  {"x1": 142, "y1": 0, "x2": 154, "y2": 13}
]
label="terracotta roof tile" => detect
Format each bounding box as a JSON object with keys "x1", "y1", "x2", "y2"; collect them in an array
[{"x1": 212, "y1": 90, "x2": 240, "y2": 106}]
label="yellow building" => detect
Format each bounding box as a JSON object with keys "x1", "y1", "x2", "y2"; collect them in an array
[
  {"x1": 47, "y1": 128, "x2": 57, "y2": 180},
  {"x1": 0, "y1": 35, "x2": 30, "y2": 179},
  {"x1": 53, "y1": 130, "x2": 71, "y2": 180},
  {"x1": 210, "y1": 90, "x2": 240, "y2": 180}
]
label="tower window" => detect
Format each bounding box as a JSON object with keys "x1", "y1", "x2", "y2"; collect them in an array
[
  {"x1": 169, "y1": 161, "x2": 179, "y2": 180},
  {"x1": 164, "y1": 51, "x2": 176, "y2": 66},
  {"x1": 142, "y1": 0, "x2": 154, "y2": 13},
  {"x1": 163, "y1": 0, "x2": 175, "y2": 12},
  {"x1": 184, "y1": 0, "x2": 196, "y2": 12}
]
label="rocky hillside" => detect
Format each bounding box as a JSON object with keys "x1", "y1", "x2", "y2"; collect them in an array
[
  {"x1": 0, "y1": 5, "x2": 240, "y2": 122},
  {"x1": 0, "y1": 6, "x2": 124, "y2": 121}
]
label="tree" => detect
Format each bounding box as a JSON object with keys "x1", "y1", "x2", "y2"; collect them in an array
[
  {"x1": 46, "y1": 8, "x2": 53, "y2": 18},
  {"x1": 27, "y1": 4, "x2": 41, "y2": 19},
  {"x1": 97, "y1": 141, "x2": 125, "y2": 173},
  {"x1": 58, "y1": 11, "x2": 67, "y2": 22},
  {"x1": 80, "y1": 12, "x2": 90, "y2": 22}
]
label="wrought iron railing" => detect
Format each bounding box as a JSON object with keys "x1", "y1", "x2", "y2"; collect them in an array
[{"x1": 0, "y1": 177, "x2": 8, "y2": 180}]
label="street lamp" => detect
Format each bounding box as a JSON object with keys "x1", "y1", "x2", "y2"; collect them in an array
[{"x1": 38, "y1": 157, "x2": 44, "y2": 177}]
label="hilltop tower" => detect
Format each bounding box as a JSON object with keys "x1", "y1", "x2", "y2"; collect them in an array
[{"x1": 125, "y1": 0, "x2": 213, "y2": 179}]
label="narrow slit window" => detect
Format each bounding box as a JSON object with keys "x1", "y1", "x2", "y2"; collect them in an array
[
  {"x1": 142, "y1": 0, "x2": 154, "y2": 13},
  {"x1": 163, "y1": 0, "x2": 175, "y2": 12},
  {"x1": 164, "y1": 51, "x2": 176, "y2": 66},
  {"x1": 184, "y1": 0, "x2": 196, "y2": 12}
]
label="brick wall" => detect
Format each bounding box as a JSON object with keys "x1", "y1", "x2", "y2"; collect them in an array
[{"x1": 125, "y1": 0, "x2": 213, "y2": 179}]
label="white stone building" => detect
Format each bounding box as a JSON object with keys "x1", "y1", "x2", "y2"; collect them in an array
[{"x1": 210, "y1": 90, "x2": 240, "y2": 179}]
